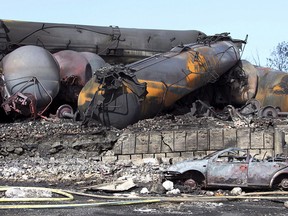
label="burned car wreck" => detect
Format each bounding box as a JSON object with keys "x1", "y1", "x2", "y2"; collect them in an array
[{"x1": 164, "y1": 148, "x2": 288, "y2": 190}]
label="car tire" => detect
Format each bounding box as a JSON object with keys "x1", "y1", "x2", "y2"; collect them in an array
[{"x1": 279, "y1": 178, "x2": 288, "y2": 190}]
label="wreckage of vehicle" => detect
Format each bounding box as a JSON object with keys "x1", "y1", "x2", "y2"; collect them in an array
[
  {"x1": 2, "y1": 19, "x2": 288, "y2": 128},
  {"x1": 164, "y1": 147, "x2": 288, "y2": 190},
  {"x1": 0, "y1": 45, "x2": 60, "y2": 118},
  {"x1": 0, "y1": 19, "x2": 205, "y2": 119},
  {"x1": 78, "y1": 33, "x2": 244, "y2": 129},
  {"x1": 0, "y1": 19, "x2": 204, "y2": 64},
  {"x1": 191, "y1": 59, "x2": 288, "y2": 122}
]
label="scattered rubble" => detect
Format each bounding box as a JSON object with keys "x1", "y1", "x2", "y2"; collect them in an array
[
  {"x1": 0, "y1": 115, "x2": 286, "y2": 187},
  {"x1": 140, "y1": 187, "x2": 149, "y2": 194},
  {"x1": 85, "y1": 178, "x2": 136, "y2": 192},
  {"x1": 0, "y1": 113, "x2": 287, "y2": 214},
  {"x1": 166, "y1": 188, "x2": 181, "y2": 195},
  {"x1": 230, "y1": 187, "x2": 243, "y2": 196},
  {"x1": 0, "y1": 118, "x2": 119, "y2": 158},
  {"x1": 0, "y1": 113, "x2": 284, "y2": 159},
  {"x1": 5, "y1": 187, "x2": 52, "y2": 198},
  {"x1": 162, "y1": 180, "x2": 174, "y2": 191},
  {"x1": 284, "y1": 201, "x2": 288, "y2": 208},
  {"x1": 0, "y1": 152, "x2": 166, "y2": 189}
]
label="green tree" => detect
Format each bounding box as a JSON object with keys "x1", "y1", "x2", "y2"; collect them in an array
[{"x1": 267, "y1": 41, "x2": 288, "y2": 72}]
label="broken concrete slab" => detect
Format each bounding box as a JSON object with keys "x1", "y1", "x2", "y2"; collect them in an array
[{"x1": 84, "y1": 178, "x2": 136, "y2": 192}]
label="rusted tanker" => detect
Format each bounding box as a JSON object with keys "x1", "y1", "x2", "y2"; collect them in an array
[
  {"x1": 78, "y1": 34, "x2": 244, "y2": 129},
  {"x1": 1, "y1": 19, "x2": 288, "y2": 125},
  {"x1": 216, "y1": 60, "x2": 288, "y2": 118},
  {"x1": 0, "y1": 19, "x2": 205, "y2": 118}
]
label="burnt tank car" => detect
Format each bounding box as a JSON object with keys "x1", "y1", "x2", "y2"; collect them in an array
[
  {"x1": 78, "y1": 34, "x2": 244, "y2": 129},
  {"x1": 0, "y1": 19, "x2": 205, "y2": 64}
]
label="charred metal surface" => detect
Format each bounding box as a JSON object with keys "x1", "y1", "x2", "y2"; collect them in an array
[
  {"x1": 79, "y1": 65, "x2": 147, "y2": 129},
  {"x1": 191, "y1": 99, "x2": 261, "y2": 124},
  {"x1": 53, "y1": 50, "x2": 92, "y2": 86},
  {"x1": 0, "y1": 19, "x2": 205, "y2": 64},
  {"x1": 0, "y1": 20, "x2": 10, "y2": 60},
  {"x1": 53, "y1": 50, "x2": 93, "y2": 105},
  {"x1": 1, "y1": 92, "x2": 37, "y2": 117},
  {"x1": 2, "y1": 19, "x2": 288, "y2": 128},
  {"x1": 165, "y1": 148, "x2": 288, "y2": 189},
  {"x1": 255, "y1": 67, "x2": 288, "y2": 112},
  {"x1": 78, "y1": 34, "x2": 243, "y2": 129},
  {"x1": 225, "y1": 60, "x2": 258, "y2": 105},
  {"x1": 218, "y1": 62, "x2": 288, "y2": 113},
  {"x1": 189, "y1": 58, "x2": 288, "y2": 120},
  {"x1": 80, "y1": 52, "x2": 107, "y2": 72}
]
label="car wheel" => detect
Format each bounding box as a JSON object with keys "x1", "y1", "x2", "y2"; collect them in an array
[
  {"x1": 279, "y1": 178, "x2": 288, "y2": 190},
  {"x1": 183, "y1": 178, "x2": 198, "y2": 190},
  {"x1": 180, "y1": 171, "x2": 205, "y2": 190}
]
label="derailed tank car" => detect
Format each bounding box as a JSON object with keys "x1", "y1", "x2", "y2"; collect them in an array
[
  {"x1": 211, "y1": 60, "x2": 288, "y2": 118},
  {"x1": 0, "y1": 45, "x2": 60, "y2": 117},
  {"x1": 0, "y1": 19, "x2": 205, "y2": 119},
  {"x1": 2, "y1": 19, "x2": 288, "y2": 126},
  {"x1": 78, "y1": 34, "x2": 244, "y2": 129},
  {"x1": 0, "y1": 19, "x2": 205, "y2": 64}
]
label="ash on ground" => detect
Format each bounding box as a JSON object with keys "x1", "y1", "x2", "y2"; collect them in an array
[{"x1": 0, "y1": 113, "x2": 286, "y2": 189}]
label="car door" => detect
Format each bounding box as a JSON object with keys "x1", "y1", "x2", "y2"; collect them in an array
[
  {"x1": 248, "y1": 156, "x2": 288, "y2": 187},
  {"x1": 207, "y1": 149, "x2": 248, "y2": 187}
]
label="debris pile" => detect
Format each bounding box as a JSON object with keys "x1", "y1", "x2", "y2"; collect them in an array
[
  {"x1": 0, "y1": 113, "x2": 282, "y2": 160},
  {"x1": 0, "y1": 153, "x2": 166, "y2": 188},
  {"x1": 0, "y1": 119, "x2": 119, "y2": 158}
]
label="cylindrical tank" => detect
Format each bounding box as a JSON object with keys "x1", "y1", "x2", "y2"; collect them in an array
[
  {"x1": 53, "y1": 50, "x2": 92, "y2": 86},
  {"x1": 2, "y1": 45, "x2": 60, "y2": 111},
  {"x1": 133, "y1": 40, "x2": 241, "y2": 119},
  {"x1": 78, "y1": 36, "x2": 242, "y2": 129},
  {"x1": 226, "y1": 60, "x2": 258, "y2": 105},
  {"x1": 255, "y1": 67, "x2": 288, "y2": 111},
  {"x1": 53, "y1": 50, "x2": 95, "y2": 105},
  {"x1": 80, "y1": 52, "x2": 107, "y2": 72}
]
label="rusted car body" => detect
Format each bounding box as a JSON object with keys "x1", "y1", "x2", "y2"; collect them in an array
[
  {"x1": 78, "y1": 34, "x2": 244, "y2": 129},
  {"x1": 164, "y1": 148, "x2": 288, "y2": 190}
]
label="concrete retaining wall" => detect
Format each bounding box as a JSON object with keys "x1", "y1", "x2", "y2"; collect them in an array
[{"x1": 101, "y1": 127, "x2": 286, "y2": 162}]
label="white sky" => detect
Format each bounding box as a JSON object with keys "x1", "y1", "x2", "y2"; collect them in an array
[{"x1": 1, "y1": 0, "x2": 287, "y2": 66}]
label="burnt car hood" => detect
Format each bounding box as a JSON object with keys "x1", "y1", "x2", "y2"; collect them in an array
[{"x1": 166, "y1": 159, "x2": 209, "y2": 175}]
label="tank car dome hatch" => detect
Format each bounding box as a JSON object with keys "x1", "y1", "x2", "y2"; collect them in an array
[{"x1": 1, "y1": 45, "x2": 60, "y2": 113}]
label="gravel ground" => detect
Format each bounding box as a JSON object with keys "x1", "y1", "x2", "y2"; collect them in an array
[
  {"x1": 0, "y1": 115, "x2": 287, "y2": 215},
  {"x1": 0, "y1": 114, "x2": 283, "y2": 186}
]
